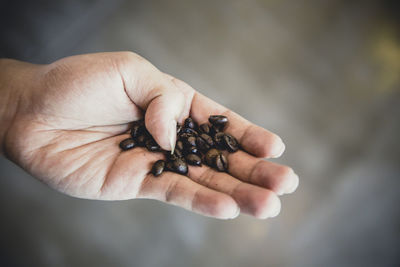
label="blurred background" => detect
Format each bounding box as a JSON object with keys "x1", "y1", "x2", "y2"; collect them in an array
[{"x1": 1, "y1": 0, "x2": 399, "y2": 266}]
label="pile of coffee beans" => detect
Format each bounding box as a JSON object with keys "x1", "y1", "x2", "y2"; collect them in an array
[{"x1": 119, "y1": 115, "x2": 239, "y2": 177}]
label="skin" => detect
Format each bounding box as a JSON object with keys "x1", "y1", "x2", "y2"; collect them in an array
[{"x1": 0, "y1": 52, "x2": 299, "y2": 219}]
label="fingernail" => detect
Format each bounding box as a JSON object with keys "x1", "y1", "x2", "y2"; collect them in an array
[
  {"x1": 286, "y1": 173, "x2": 299, "y2": 194},
  {"x1": 230, "y1": 207, "x2": 241, "y2": 219},
  {"x1": 270, "y1": 137, "x2": 285, "y2": 158},
  {"x1": 269, "y1": 198, "x2": 281, "y2": 218},
  {"x1": 169, "y1": 120, "x2": 177, "y2": 154}
]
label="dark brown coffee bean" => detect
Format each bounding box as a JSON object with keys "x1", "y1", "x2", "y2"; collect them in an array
[
  {"x1": 180, "y1": 128, "x2": 198, "y2": 136},
  {"x1": 209, "y1": 125, "x2": 221, "y2": 137},
  {"x1": 205, "y1": 148, "x2": 220, "y2": 166},
  {"x1": 176, "y1": 140, "x2": 184, "y2": 151},
  {"x1": 196, "y1": 136, "x2": 210, "y2": 152},
  {"x1": 214, "y1": 132, "x2": 225, "y2": 148},
  {"x1": 183, "y1": 136, "x2": 197, "y2": 147},
  {"x1": 185, "y1": 146, "x2": 199, "y2": 155},
  {"x1": 151, "y1": 160, "x2": 165, "y2": 176},
  {"x1": 209, "y1": 115, "x2": 228, "y2": 130},
  {"x1": 136, "y1": 135, "x2": 146, "y2": 146},
  {"x1": 200, "y1": 133, "x2": 214, "y2": 147},
  {"x1": 199, "y1": 123, "x2": 211, "y2": 134},
  {"x1": 145, "y1": 139, "x2": 161, "y2": 152},
  {"x1": 119, "y1": 138, "x2": 136, "y2": 151},
  {"x1": 171, "y1": 158, "x2": 188, "y2": 175},
  {"x1": 130, "y1": 120, "x2": 145, "y2": 139},
  {"x1": 166, "y1": 161, "x2": 174, "y2": 171},
  {"x1": 174, "y1": 148, "x2": 183, "y2": 158},
  {"x1": 186, "y1": 154, "x2": 202, "y2": 166},
  {"x1": 223, "y1": 134, "x2": 239, "y2": 152},
  {"x1": 215, "y1": 154, "x2": 228, "y2": 172},
  {"x1": 184, "y1": 117, "x2": 196, "y2": 129},
  {"x1": 169, "y1": 153, "x2": 178, "y2": 160}
]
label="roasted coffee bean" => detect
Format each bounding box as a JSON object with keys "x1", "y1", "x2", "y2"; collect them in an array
[
  {"x1": 136, "y1": 135, "x2": 146, "y2": 146},
  {"x1": 145, "y1": 139, "x2": 161, "y2": 151},
  {"x1": 214, "y1": 132, "x2": 225, "y2": 148},
  {"x1": 174, "y1": 148, "x2": 183, "y2": 158},
  {"x1": 166, "y1": 161, "x2": 174, "y2": 171},
  {"x1": 183, "y1": 136, "x2": 197, "y2": 147},
  {"x1": 130, "y1": 120, "x2": 145, "y2": 139},
  {"x1": 196, "y1": 136, "x2": 210, "y2": 152},
  {"x1": 184, "y1": 117, "x2": 196, "y2": 129},
  {"x1": 209, "y1": 115, "x2": 228, "y2": 130},
  {"x1": 199, "y1": 123, "x2": 211, "y2": 134},
  {"x1": 200, "y1": 133, "x2": 214, "y2": 147},
  {"x1": 180, "y1": 128, "x2": 198, "y2": 136},
  {"x1": 186, "y1": 154, "x2": 202, "y2": 166},
  {"x1": 166, "y1": 151, "x2": 178, "y2": 160},
  {"x1": 209, "y1": 125, "x2": 220, "y2": 137},
  {"x1": 151, "y1": 160, "x2": 165, "y2": 176},
  {"x1": 120, "y1": 115, "x2": 241, "y2": 174},
  {"x1": 119, "y1": 138, "x2": 136, "y2": 151},
  {"x1": 176, "y1": 140, "x2": 184, "y2": 151},
  {"x1": 223, "y1": 134, "x2": 239, "y2": 152},
  {"x1": 171, "y1": 158, "x2": 188, "y2": 175},
  {"x1": 185, "y1": 146, "x2": 199, "y2": 155},
  {"x1": 215, "y1": 154, "x2": 228, "y2": 172},
  {"x1": 205, "y1": 148, "x2": 221, "y2": 166}
]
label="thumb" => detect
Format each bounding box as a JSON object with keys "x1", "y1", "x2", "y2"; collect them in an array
[
  {"x1": 117, "y1": 52, "x2": 191, "y2": 151},
  {"x1": 143, "y1": 80, "x2": 186, "y2": 151}
]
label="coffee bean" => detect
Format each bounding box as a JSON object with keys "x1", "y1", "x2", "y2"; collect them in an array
[
  {"x1": 196, "y1": 136, "x2": 210, "y2": 152},
  {"x1": 200, "y1": 133, "x2": 214, "y2": 147},
  {"x1": 214, "y1": 132, "x2": 225, "y2": 148},
  {"x1": 130, "y1": 120, "x2": 145, "y2": 139},
  {"x1": 176, "y1": 140, "x2": 184, "y2": 151},
  {"x1": 171, "y1": 158, "x2": 188, "y2": 175},
  {"x1": 183, "y1": 136, "x2": 197, "y2": 147},
  {"x1": 209, "y1": 125, "x2": 220, "y2": 137},
  {"x1": 209, "y1": 115, "x2": 228, "y2": 130},
  {"x1": 205, "y1": 148, "x2": 220, "y2": 166},
  {"x1": 166, "y1": 151, "x2": 178, "y2": 160},
  {"x1": 145, "y1": 139, "x2": 161, "y2": 151},
  {"x1": 151, "y1": 160, "x2": 165, "y2": 176},
  {"x1": 119, "y1": 138, "x2": 136, "y2": 151},
  {"x1": 185, "y1": 146, "x2": 199, "y2": 155},
  {"x1": 120, "y1": 115, "x2": 241, "y2": 175},
  {"x1": 166, "y1": 161, "x2": 174, "y2": 171},
  {"x1": 136, "y1": 135, "x2": 146, "y2": 146},
  {"x1": 186, "y1": 154, "x2": 202, "y2": 166},
  {"x1": 180, "y1": 128, "x2": 198, "y2": 136},
  {"x1": 174, "y1": 148, "x2": 183, "y2": 158},
  {"x1": 184, "y1": 117, "x2": 196, "y2": 129},
  {"x1": 215, "y1": 154, "x2": 228, "y2": 172},
  {"x1": 199, "y1": 123, "x2": 210, "y2": 134},
  {"x1": 223, "y1": 134, "x2": 239, "y2": 152}
]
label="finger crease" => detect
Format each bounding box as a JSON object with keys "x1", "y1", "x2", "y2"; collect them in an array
[
  {"x1": 190, "y1": 188, "x2": 201, "y2": 212},
  {"x1": 198, "y1": 169, "x2": 216, "y2": 188},
  {"x1": 165, "y1": 178, "x2": 180, "y2": 203},
  {"x1": 248, "y1": 160, "x2": 264, "y2": 186},
  {"x1": 239, "y1": 124, "x2": 253, "y2": 145}
]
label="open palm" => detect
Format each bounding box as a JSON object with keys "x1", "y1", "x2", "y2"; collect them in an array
[{"x1": 5, "y1": 52, "x2": 298, "y2": 219}]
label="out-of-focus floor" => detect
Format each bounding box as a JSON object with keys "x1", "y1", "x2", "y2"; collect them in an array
[{"x1": 1, "y1": 0, "x2": 399, "y2": 266}]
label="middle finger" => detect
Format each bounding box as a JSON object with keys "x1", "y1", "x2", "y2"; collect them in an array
[
  {"x1": 226, "y1": 150, "x2": 299, "y2": 196},
  {"x1": 188, "y1": 166, "x2": 281, "y2": 219}
]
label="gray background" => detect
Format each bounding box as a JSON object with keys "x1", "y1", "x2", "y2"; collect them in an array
[{"x1": 1, "y1": 0, "x2": 399, "y2": 266}]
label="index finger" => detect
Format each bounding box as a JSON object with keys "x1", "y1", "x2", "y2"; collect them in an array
[{"x1": 190, "y1": 92, "x2": 285, "y2": 158}]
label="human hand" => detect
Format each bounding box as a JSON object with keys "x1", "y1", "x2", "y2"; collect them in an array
[{"x1": 2, "y1": 52, "x2": 298, "y2": 219}]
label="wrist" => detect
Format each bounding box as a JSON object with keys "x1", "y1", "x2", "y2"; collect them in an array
[{"x1": 0, "y1": 59, "x2": 38, "y2": 156}]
